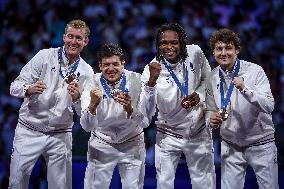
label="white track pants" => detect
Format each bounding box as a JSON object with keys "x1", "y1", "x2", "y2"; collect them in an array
[
  {"x1": 221, "y1": 141, "x2": 278, "y2": 189},
  {"x1": 155, "y1": 127, "x2": 216, "y2": 189},
  {"x1": 84, "y1": 133, "x2": 145, "y2": 189},
  {"x1": 8, "y1": 125, "x2": 72, "y2": 189}
]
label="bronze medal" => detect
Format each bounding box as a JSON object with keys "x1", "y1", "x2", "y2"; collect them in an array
[
  {"x1": 111, "y1": 89, "x2": 122, "y2": 98},
  {"x1": 218, "y1": 108, "x2": 229, "y2": 121},
  {"x1": 64, "y1": 73, "x2": 77, "y2": 84}
]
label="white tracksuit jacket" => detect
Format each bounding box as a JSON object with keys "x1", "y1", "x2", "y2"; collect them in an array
[
  {"x1": 141, "y1": 45, "x2": 212, "y2": 137},
  {"x1": 80, "y1": 69, "x2": 156, "y2": 143},
  {"x1": 205, "y1": 60, "x2": 275, "y2": 147},
  {"x1": 10, "y1": 47, "x2": 94, "y2": 132}
]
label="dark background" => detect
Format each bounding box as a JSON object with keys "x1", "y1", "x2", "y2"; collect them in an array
[{"x1": 1, "y1": 0, "x2": 284, "y2": 188}]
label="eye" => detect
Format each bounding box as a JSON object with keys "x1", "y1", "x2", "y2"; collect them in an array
[
  {"x1": 215, "y1": 47, "x2": 222, "y2": 51},
  {"x1": 172, "y1": 41, "x2": 179, "y2": 45},
  {"x1": 76, "y1": 36, "x2": 83, "y2": 41}
]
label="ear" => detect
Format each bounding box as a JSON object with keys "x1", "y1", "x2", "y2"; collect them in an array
[
  {"x1": 99, "y1": 63, "x2": 103, "y2": 71},
  {"x1": 63, "y1": 34, "x2": 66, "y2": 43},
  {"x1": 84, "y1": 37, "x2": 89, "y2": 47},
  {"x1": 121, "y1": 60, "x2": 125, "y2": 68},
  {"x1": 236, "y1": 49, "x2": 240, "y2": 55}
]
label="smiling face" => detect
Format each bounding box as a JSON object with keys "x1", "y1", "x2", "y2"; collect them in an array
[
  {"x1": 158, "y1": 30, "x2": 181, "y2": 64},
  {"x1": 213, "y1": 41, "x2": 239, "y2": 71},
  {"x1": 99, "y1": 55, "x2": 125, "y2": 83},
  {"x1": 63, "y1": 26, "x2": 89, "y2": 63}
]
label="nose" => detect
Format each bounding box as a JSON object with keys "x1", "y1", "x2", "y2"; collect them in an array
[
  {"x1": 71, "y1": 38, "x2": 77, "y2": 43},
  {"x1": 221, "y1": 48, "x2": 226, "y2": 55},
  {"x1": 165, "y1": 44, "x2": 173, "y2": 50},
  {"x1": 108, "y1": 63, "x2": 115, "y2": 70}
]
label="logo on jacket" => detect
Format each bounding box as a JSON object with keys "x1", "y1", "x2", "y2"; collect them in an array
[
  {"x1": 189, "y1": 62, "x2": 195, "y2": 73},
  {"x1": 51, "y1": 66, "x2": 56, "y2": 72}
]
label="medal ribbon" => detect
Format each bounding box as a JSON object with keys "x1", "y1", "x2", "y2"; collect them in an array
[
  {"x1": 219, "y1": 59, "x2": 240, "y2": 110},
  {"x1": 161, "y1": 57, "x2": 189, "y2": 97},
  {"x1": 100, "y1": 72, "x2": 128, "y2": 98},
  {"x1": 58, "y1": 47, "x2": 80, "y2": 80}
]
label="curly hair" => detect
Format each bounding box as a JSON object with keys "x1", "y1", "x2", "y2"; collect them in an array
[
  {"x1": 97, "y1": 44, "x2": 125, "y2": 63},
  {"x1": 155, "y1": 22, "x2": 189, "y2": 62},
  {"x1": 65, "y1": 19, "x2": 90, "y2": 37},
  {"x1": 210, "y1": 28, "x2": 241, "y2": 52}
]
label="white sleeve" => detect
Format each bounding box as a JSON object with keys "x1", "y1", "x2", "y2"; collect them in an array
[
  {"x1": 79, "y1": 78, "x2": 98, "y2": 132},
  {"x1": 72, "y1": 66, "x2": 95, "y2": 116},
  {"x1": 10, "y1": 50, "x2": 45, "y2": 98},
  {"x1": 241, "y1": 67, "x2": 274, "y2": 113},
  {"x1": 195, "y1": 47, "x2": 212, "y2": 103},
  {"x1": 134, "y1": 64, "x2": 157, "y2": 128},
  {"x1": 205, "y1": 75, "x2": 218, "y2": 126},
  {"x1": 80, "y1": 109, "x2": 98, "y2": 132},
  {"x1": 132, "y1": 85, "x2": 156, "y2": 128}
]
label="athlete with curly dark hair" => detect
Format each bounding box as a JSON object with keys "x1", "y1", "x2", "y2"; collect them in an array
[{"x1": 142, "y1": 23, "x2": 216, "y2": 189}]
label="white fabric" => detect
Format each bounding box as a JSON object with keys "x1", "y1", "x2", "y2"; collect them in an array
[
  {"x1": 155, "y1": 127, "x2": 216, "y2": 189},
  {"x1": 221, "y1": 141, "x2": 278, "y2": 189},
  {"x1": 10, "y1": 47, "x2": 94, "y2": 132},
  {"x1": 141, "y1": 45, "x2": 215, "y2": 189},
  {"x1": 205, "y1": 60, "x2": 275, "y2": 146},
  {"x1": 9, "y1": 126, "x2": 72, "y2": 189},
  {"x1": 84, "y1": 134, "x2": 145, "y2": 189},
  {"x1": 141, "y1": 45, "x2": 212, "y2": 136},
  {"x1": 80, "y1": 69, "x2": 155, "y2": 188},
  {"x1": 8, "y1": 47, "x2": 94, "y2": 189},
  {"x1": 205, "y1": 60, "x2": 278, "y2": 188},
  {"x1": 80, "y1": 70, "x2": 156, "y2": 143}
]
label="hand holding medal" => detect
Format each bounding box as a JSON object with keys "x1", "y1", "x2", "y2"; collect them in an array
[
  {"x1": 209, "y1": 111, "x2": 223, "y2": 129},
  {"x1": 67, "y1": 79, "x2": 80, "y2": 102},
  {"x1": 181, "y1": 91, "x2": 200, "y2": 109},
  {"x1": 114, "y1": 92, "x2": 133, "y2": 117}
]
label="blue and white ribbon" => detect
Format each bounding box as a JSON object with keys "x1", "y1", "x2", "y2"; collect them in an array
[
  {"x1": 100, "y1": 72, "x2": 128, "y2": 98},
  {"x1": 58, "y1": 47, "x2": 80, "y2": 81},
  {"x1": 160, "y1": 57, "x2": 189, "y2": 97},
  {"x1": 219, "y1": 59, "x2": 240, "y2": 110}
]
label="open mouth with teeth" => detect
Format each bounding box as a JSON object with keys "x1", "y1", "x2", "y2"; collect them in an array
[{"x1": 69, "y1": 46, "x2": 78, "y2": 51}]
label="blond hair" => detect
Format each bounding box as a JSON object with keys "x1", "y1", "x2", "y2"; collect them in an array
[{"x1": 65, "y1": 20, "x2": 90, "y2": 37}]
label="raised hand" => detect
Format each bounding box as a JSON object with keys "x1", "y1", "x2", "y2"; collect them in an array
[
  {"x1": 232, "y1": 77, "x2": 245, "y2": 92},
  {"x1": 89, "y1": 87, "x2": 103, "y2": 115},
  {"x1": 67, "y1": 80, "x2": 80, "y2": 102},
  {"x1": 148, "y1": 61, "x2": 161, "y2": 87},
  {"x1": 26, "y1": 80, "x2": 47, "y2": 96}
]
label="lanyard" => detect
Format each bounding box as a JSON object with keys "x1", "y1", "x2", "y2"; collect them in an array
[
  {"x1": 100, "y1": 72, "x2": 128, "y2": 98},
  {"x1": 161, "y1": 57, "x2": 189, "y2": 97},
  {"x1": 219, "y1": 59, "x2": 240, "y2": 110},
  {"x1": 58, "y1": 47, "x2": 80, "y2": 80}
]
